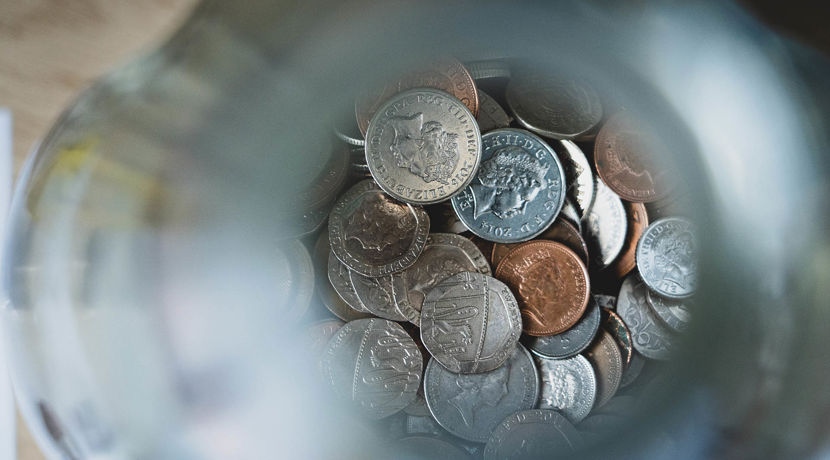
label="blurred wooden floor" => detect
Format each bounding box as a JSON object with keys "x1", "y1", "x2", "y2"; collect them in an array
[{"x1": 0, "y1": 0, "x2": 197, "y2": 457}]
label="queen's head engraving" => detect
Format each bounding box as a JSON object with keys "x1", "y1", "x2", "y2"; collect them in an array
[
  {"x1": 448, "y1": 364, "x2": 510, "y2": 427},
  {"x1": 470, "y1": 146, "x2": 549, "y2": 219},
  {"x1": 389, "y1": 112, "x2": 459, "y2": 185}
]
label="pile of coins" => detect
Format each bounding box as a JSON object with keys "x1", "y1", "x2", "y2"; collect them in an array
[{"x1": 301, "y1": 57, "x2": 697, "y2": 458}]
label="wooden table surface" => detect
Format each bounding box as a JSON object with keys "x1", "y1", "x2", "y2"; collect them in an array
[{"x1": 0, "y1": 1, "x2": 197, "y2": 457}]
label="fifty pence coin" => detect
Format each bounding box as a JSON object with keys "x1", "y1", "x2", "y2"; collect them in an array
[
  {"x1": 584, "y1": 178, "x2": 627, "y2": 269},
  {"x1": 424, "y1": 344, "x2": 539, "y2": 443},
  {"x1": 636, "y1": 217, "x2": 698, "y2": 299},
  {"x1": 606, "y1": 201, "x2": 649, "y2": 279},
  {"x1": 601, "y1": 308, "x2": 633, "y2": 369},
  {"x1": 476, "y1": 90, "x2": 513, "y2": 133},
  {"x1": 483, "y1": 409, "x2": 583, "y2": 460},
  {"x1": 452, "y1": 128, "x2": 566, "y2": 243},
  {"x1": 646, "y1": 289, "x2": 691, "y2": 332},
  {"x1": 350, "y1": 271, "x2": 408, "y2": 322},
  {"x1": 320, "y1": 318, "x2": 423, "y2": 419},
  {"x1": 329, "y1": 179, "x2": 429, "y2": 277},
  {"x1": 616, "y1": 273, "x2": 675, "y2": 360},
  {"x1": 549, "y1": 139, "x2": 596, "y2": 220},
  {"x1": 420, "y1": 272, "x2": 521, "y2": 374},
  {"x1": 534, "y1": 355, "x2": 597, "y2": 424},
  {"x1": 525, "y1": 299, "x2": 600, "y2": 359},
  {"x1": 365, "y1": 89, "x2": 482, "y2": 205},
  {"x1": 393, "y1": 234, "x2": 491, "y2": 326},
  {"x1": 583, "y1": 330, "x2": 623, "y2": 408}
]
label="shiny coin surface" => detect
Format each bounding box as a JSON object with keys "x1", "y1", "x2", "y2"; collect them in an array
[
  {"x1": 606, "y1": 201, "x2": 649, "y2": 279},
  {"x1": 524, "y1": 299, "x2": 600, "y2": 359},
  {"x1": 394, "y1": 436, "x2": 470, "y2": 460},
  {"x1": 274, "y1": 240, "x2": 315, "y2": 323},
  {"x1": 560, "y1": 198, "x2": 582, "y2": 231},
  {"x1": 636, "y1": 217, "x2": 698, "y2": 299},
  {"x1": 550, "y1": 139, "x2": 595, "y2": 220},
  {"x1": 601, "y1": 308, "x2": 633, "y2": 368},
  {"x1": 451, "y1": 129, "x2": 566, "y2": 243},
  {"x1": 321, "y1": 318, "x2": 423, "y2": 419},
  {"x1": 329, "y1": 180, "x2": 429, "y2": 277},
  {"x1": 424, "y1": 344, "x2": 539, "y2": 443},
  {"x1": 616, "y1": 274, "x2": 674, "y2": 360},
  {"x1": 356, "y1": 58, "x2": 479, "y2": 134},
  {"x1": 594, "y1": 113, "x2": 673, "y2": 203},
  {"x1": 583, "y1": 330, "x2": 623, "y2": 408},
  {"x1": 534, "y1": 355, "x2": 597, "y2": 423},
  {"x1": 350, "y1": 271, "x2": 408, "y2": 321},
  {"x1": 365, "y1": 89, "x2": 482, "y2": 205},
  {"x1": 483, "y1": 409, "x2": 583, "y2": 460},
  {"x1": 476, "y1": 90, "x2": 512, "y2": 133},
  {"x1": 495, "y1": 241, "x2": 590, "y2": 336},
  {"x1": 393, "y1": 234, "x2": 491, "y2": 326},
  {"x1": 646, "y1": 289, "x2": 691, "y2": 332},
  {"x1": 584, "y1": 178, "x2": 627, "y2": 269},
  {"x1": 506, "y1": 68, "x2": 603, "y2": 140},
  {"x1": 420, "y1": 272, "x2": 521, "y2": 373}
]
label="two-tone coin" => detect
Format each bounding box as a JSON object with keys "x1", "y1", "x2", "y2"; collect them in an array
[
  {"x1": 524, "y1": 299, "x2": 600, "y2": 359},
  {"x1": 452, "y1": 128, "x2": 566, "y2": 243},
  {"x1": 636, "y1": 217, "x2": 698, "y2": 299},
  {"x1": 583, "y1": 330, "x2": 623, "y2": 408},
  {"x1": 549, "y1": 139, "x2": 595, "y2": 220},
  {"x1": 534, "y1": 355, "x2": 597, "y2": 423},
  {"x1": 476, "y1": 90, "x2": 513, "y2": 133},
  {"x1": 616, "y1": 273, "x2": 675, "y2": 360},
  {"x1": 584, "y1": 178, "x2": 627, "y2": 269},
  {"x1": 483, "y1": 409, "x2": 583, "y2": 460}
]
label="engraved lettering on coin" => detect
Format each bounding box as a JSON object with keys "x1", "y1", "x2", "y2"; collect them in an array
[
  {"x1": 636, "y1": 217, "x2": 698, "y2": 299},
  {"x1": 525, "y1": 299, "x2": 600, "y2": 359},
  {"x1": 476, "y1": 90, "x2": 512, "y2": 133},
  {"x1": 534, "y1": 355, "x2": 597, "y2": 423},
  {"x1": 583, "y1": 330, "x2": 623, "y2": 408},
  {"x1": 616, "y1": 273, "x2": 675, "y2": 360},
  {"x1": 583, "y1": 178, "x2": 627, "y2": 269},
  {"x1": 646, "y1": 289, "x2": 691, "y2": 332},
  {"x1": 483, "y1": 409, "x2": 583, "y2": 460}
]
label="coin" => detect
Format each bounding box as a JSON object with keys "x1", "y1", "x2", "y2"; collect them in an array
[
  {"x1": 549, "y1": 139, "x2": 595, "y2": 220},
  {"x1": 538, "y1": 217, "x2": 590, "y2": 266},
  {"x1": 334, "y1": 115, "x2": 365, "y2": 147},
  {"x1": 329, "y1": 179, "x2": 429, "y2": 277},
  {"x1": 424, "y1": 344, "x2": 539, "y2": 443},
  {"x1": 356, "y1": 58, "x2": 479, "y2": 134},
  {"x1": 505, "y1": 67, "x2": 603, "y2": 140},
  {"x1": 616, "y1": 273, "x2": 674, "y2": 360},
  {"x1": 327, "y1": 250, "x2": 371, "y2": 314},
  {"x1": 393, "y1": 234, "x2": 492, "y2": 326},
  {"x1": 320, "y1": 318, "x2": 422, "y2": 419},
  {"x1": 452, "y1": 129, "x2": 566, "y2": 243},
  {"x1": 560, "y1": 198, "x2": 582, "y2": 231},
  {"x1": 483, "y1": 409, "x2": 583, "y2": 460},
  {"x1": 305, "y1": 318, "x2": 346, "y2": 358},
  {"x1": 490, "y1": 242, "x2": 517, "y2": 269},
  {"x1": 601, "y1": 308, "x2": 633, "y2": 368},
  {"x1": 350, "y1": 271, "x2": 408, "y2": 321},
  {"x1": 394, "y1": 436, "x2": 470, "y2": 460},
  {"x1": 619, "y1": 351, "x2": 646, "y2": 388},
  {"x1": 316, "y1": 231, "x2": 373, "y2": 320},
  {"x1": 365, "y1": 89, "x2": 482, "y2": 205},
  {"x1": 646, "y1": 289, "x2": 691, "y2": 332},
  {"x1": 594, "y1": 112, "x2": 673, "y2": 203},
  {"x1": 636, "y1": 217, "x2": 698, "y2": 299},
  {"x1": 495, "y1": 241, "x2": 590, "y2": 336},
  {"x1": 524, "y1": 299, "x2": 600, "y2": 359},
  {"x1": 583, "y1": 178, "x2": 627, "y2": 269},
  {"x1": 465, "y1": 59, "x2": 512, "y2": 81},
  {"x1": 583, "y1": 330, "x2": 623, "y2": 408},
  {"x1": 605, "y1": 201, "x2": 649, "y2": 279},
  {"x1": 476, "y1": 90, "x2": 512, "y2": 133},
  {"x1": 274, "y1": 240, "x2": 314, "y2": 323},
  {"x1": 534, "y1": 354, "x2": 597, "y2": 423},
  {"x1": 420, "y1": 272, "x2": 521, "y2": 373},
  {"x1": 594, "y1": 294, "x2": 617, "y2": 311}
]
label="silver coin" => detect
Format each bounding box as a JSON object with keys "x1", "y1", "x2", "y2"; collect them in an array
[
  {"x1": 305, "y1": 318, "x2": 345, "y2": 358},
  {"x1": 465, "y1": 59, "x2": 512, "y2": 81},
  {"x1": 476, "y1": 91, "x2": 512, "y2": 133},
  {"x1": 274, "y1": 240, "x2": 314, "y2": 323},
  {"x1": 394, "y1": 234, "x2": 491, "y2": 326},
  {"x1": 560, "y1": 198, "x2": 582, "y2": 231},
  {"x1": 451, "y1": 129, "x2": 566, "y2": 243},
  {"x1": 646, "y1": 289, "x2": 691, "y2": 332},
  {"x1": 619, "y1": 350, "x2": 646, "y2": 388},
  {"x1": 316, "y1": 228, "x2": 373, "y2": 320},
  {"x1": 549, "y1": 140, "x2": 595, "y2": 220},
  {"x1": 483, "y1": 409, "x2": 583, "y2": 460},
  {"x1": 365, "y1": 89, "x2": 482, "y2": 205},
  {"x1": 583, "y1": 330, "x2": 623, "y2": 408},
  {"x1": 525, "y1": 299, "x2": 600, "y2": 359},
  {"x1": 534, "y1": 354, "x2": 597, "y2": 423},
  {"x1": 424, "y1": 344, "x2": 539, "y2": 443},
  {"x1": 505, "y1": 69, "x2": 603, "y2": 140},
  {"x1": 320, "y1": 318, "x2": 422, "y2": 419},
  {"x1": 594, "y1": 294, "x2": 617, "y2": 311},
  {"x1": 350, "y1": 270, "x2": 408, "y2": 321},
  {"x1": 334, "y1": 127, "x2": 365, "y2": 147},
  {"x1": 616, "y1": 273, "x2": 675, "y2": 360},
  {"x1": 420, "y1": 272, "x2": 521, "y2": 373},
  {"x1": 329, "y1": 179, "x2": 429, "y2": 277},
  {"x1": 584, "y1": 178, "x2": 627, "y2": 269},
  {"x1": 327, "y1": 250, "x2": 370, "y2": 314},
  {"x1": 635, "y1": 217, "x2": 698, "y2": 299},
  {"x1": 395, "y1": 436, "x2": 470, "y2": 460}
]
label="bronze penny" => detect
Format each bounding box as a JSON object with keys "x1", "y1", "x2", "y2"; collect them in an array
[
  {"x1": 490, "y1": 242, "x2": 518, "y2": 268},
  {"x1": 605, "y1": 201, "x2": 648, "y2": 279},
  {"x1": 594, "y1": 113, "x2": 673, "y2": 203},
  {"x1": 491, "y1": 219, "x2": 589, "y2": 268},
  {"x1": 355, "y1": 58, "x2": 479, "y2": 135},
  {"x1": 600, "y1": 308, "x2": 633, "y2": 369},
  {"x1": 494, "y1": 241, "x2": 590, "y2": 336}
]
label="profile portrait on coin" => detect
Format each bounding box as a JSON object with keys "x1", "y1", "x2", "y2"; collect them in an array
[
  {"x1": 389, "y1": 113, "x2": 459, "y2": 185},
  {"x1": 519, "y1": 261, "x2": 564, "y2": 325},
  {"x1": 470, "y1": 146, "x2": 549, "y2": 219},
  {"x1": 448, "y1": 364, "x2": 509, "y2": 427},
  {"x1": 345, "y1": 193, "x2": 416, "y2": 260},
  {"x1": 655, "y1": 229, "x2": 697, "y2": 291}
]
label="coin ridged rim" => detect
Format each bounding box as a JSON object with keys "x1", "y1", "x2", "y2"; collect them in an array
[{"x1": 635, "y1": 216, "x2": 697, "y2": 299}]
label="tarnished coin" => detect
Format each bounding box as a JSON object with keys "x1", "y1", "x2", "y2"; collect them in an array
[
  {"x1": 476, "y1": 90, "x2": 512, "y2": 133},
  {"x1": 594, "y1": 112, "x2": 673, "y2": 203},
  {"x1": 549, "y1": 139, "x2": 595, "y2": 220},
  {"x1": 616, "y1": 273, "x2": 675, "y2": 360},
  {"x1": 394, "y1": 234, "x2": 491, "y2": 326},
  {"x1": 601, "y1": 308, "x2": 633, "y2": 368},
  {"x1": 534, "y1": 355, "x2": 597, "y2": 423},
  {"x1": 620, "y1": 351, "x2": 646, "y2": 388},
  {"x1": 495, "y1": 241, "x2": 590, "y2": 336},
  {"x1": 274, "y1": 240, "x2": 314, "y2": 323},
  {"x1": 583, "y1": 330, "x2": 623, "y2": 408},
  {"x1": 636, "y1": 217, "x2": 698, "y2": 299},
  {"x1": 646, "y1": 289, "x2": 691, "y2": 332},
  {"x1": 329, "y1": 180, "x2": 429, "y2": 277},
  {"x1": 538, "y1": 218, "x2": 590, "y2": 266},
  {"x1": 524, "y1": 299, "x2": 600, "y2": 359},
  {"x1": 606, "y1": 201, "x2": 649, "y2": 279},
  {"x1": 394, "y1": 436, "x2": 470, "y2": 460},
  {"x1": 365, "y1": 89, "x2": 482, "y2": 205},
  {"x1": 356, "y1": 58, "x2": 479, "y2": 134},
  {"x1": 584, "y1": 178, "x2": 627, "y2": 269},
  {"x1": 424, "y1": 345, "x2": 539, "y2": 443},
  {"x1": 505, "y1": 68, "x2": 603, "y2": 140},
  {"x1": 483, "y1": 410, "x2": 583, "y2": 460},
  {"x1": 420, "y1": 272, "x2": 521, "y2": 373},
  {"x1": 321, "y1": 319, "x2": 422, "y2": 419},
  {"x1": 594, "y1": 294, "x2": 617, "y2": 311},
  {"x1": 350, "y1": 271, "x2": 408, "y2": 322},
  {"x1": 451, "y1": 129, "x2": 566, "y2": 243},
  {"x1": 305, "y1": 318, "x2": 345, "y2": 358}
]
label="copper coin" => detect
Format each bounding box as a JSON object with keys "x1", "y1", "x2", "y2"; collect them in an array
[
  {"x1": 490, "y1": 242, "x2": 518, "y2": 268},
  {"x1": 594, "y1": 113, "x2": 673, "y2": 203},
  {"x1": 600, "y1": 308, "x2": 633, "y2": 369},
  {"x1": 491, "y1": 219, "x2": 589, "y2": 268},
  {"x1": 494, "y1": 241, "x2": 590, "y2": 336},
  {"x1": 605, "y1": 201, "x2": 649, "y2": 279},
  {"x1": 355, "y1": 58, "x2": 479, "y2": 135},
  {"x1": 583, "y1": 330, "x2": 623, "y2": 408}
]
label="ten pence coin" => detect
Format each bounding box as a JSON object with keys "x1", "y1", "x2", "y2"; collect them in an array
[{"x1": 636, "y1": 217, "x2": 698, "y2": 299}]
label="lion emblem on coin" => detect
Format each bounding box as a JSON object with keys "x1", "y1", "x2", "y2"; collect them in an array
[
  {"x1": 389, "y1": 112, "x2": 459, "y2": 184},
  {"x1": 470, "y1": 146, "x2": 549, "y2": 219}
]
